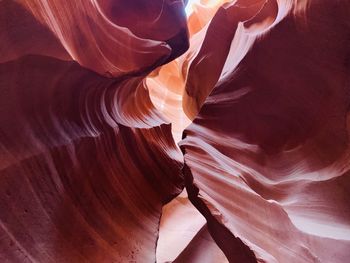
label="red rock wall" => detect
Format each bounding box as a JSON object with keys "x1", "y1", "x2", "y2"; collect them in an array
[{"x1": 1, "y1": 0, "x2": 350, "y2": 262}]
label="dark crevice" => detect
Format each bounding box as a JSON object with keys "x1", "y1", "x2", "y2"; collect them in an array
[{"x1": 179, "y1": 133, "x2": 258, "y2": 263}]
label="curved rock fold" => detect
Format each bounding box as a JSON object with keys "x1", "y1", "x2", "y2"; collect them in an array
[{"x1": 1, "y1": 0, "x2": 350, "y2": 262}]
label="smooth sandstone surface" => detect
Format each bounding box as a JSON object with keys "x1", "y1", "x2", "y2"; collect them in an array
[
  {"x1": 180, "y1": 0, "x2": 350, "y2": 262},
  {"x1": 1, "y1": 0, "x2": 350, "y2": 262}
]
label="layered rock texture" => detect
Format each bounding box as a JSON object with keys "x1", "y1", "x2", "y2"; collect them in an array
[{"x1": 1, "y1": 0, "x2": 349, "y2": 262}]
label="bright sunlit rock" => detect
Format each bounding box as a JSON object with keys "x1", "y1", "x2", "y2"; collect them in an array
[{"x1": 185, "y1": 0, "x2": 202, "y2": 15}]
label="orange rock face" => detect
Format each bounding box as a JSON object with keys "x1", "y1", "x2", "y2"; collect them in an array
[{"x1": 1, "y1": 0, "x2": 350, "y2": 262}]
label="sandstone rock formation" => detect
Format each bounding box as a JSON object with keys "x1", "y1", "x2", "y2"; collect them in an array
[{"x1": 1, "y1": 0, "x2": 349, "y2": 262}]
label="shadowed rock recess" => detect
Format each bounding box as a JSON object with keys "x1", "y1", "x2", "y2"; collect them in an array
[{"x1": 1, "y1": 0, "x2": 349, "y2": 262}]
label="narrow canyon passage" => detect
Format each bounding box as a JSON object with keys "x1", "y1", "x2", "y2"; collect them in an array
[{"x1": 1, "y1": 0, "x2": 350, "y2": 263}]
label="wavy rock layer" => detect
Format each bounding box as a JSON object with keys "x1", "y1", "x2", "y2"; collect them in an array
[
  {"x1": 1, "y1": 0, "x2": 350, "y2": 262},
  {"x1": 4, "y1": 0, "x2": 188, "y2": 77},
  {"x1": 0, "y1": 55, "x2": 185, "y2": 262},
  {"x1": 0, "y1": 0, "x2": 188, "y2": 262},
  {"x1": 181, "y1": 0, "x2": 350, "y2": 262}
]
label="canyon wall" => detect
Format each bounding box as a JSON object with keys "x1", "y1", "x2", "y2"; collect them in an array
[{"x1": 1, "y1": 0, "x2": 350, "y2": 262}]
